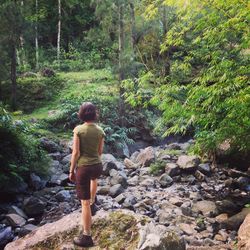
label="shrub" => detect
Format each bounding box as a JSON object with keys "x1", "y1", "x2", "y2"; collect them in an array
[
  {"x1": 149, "y1": 161, "x2": 165, "y2": 176},
  {"x1": 0, "y1": 106, "x2": 50, "y2": 192}
]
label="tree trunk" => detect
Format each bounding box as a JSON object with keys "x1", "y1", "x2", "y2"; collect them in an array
[
  {"x1": 35, "y1": 0, "x2": 39, "y2": 70},
  {"x1": 57, "y1": 0, "x2": 61, "y2": 63},
  {"x1": 19, "y1": 0, "x2": 26, "y2": 67},
  {"x1": 118, "y1": 3, "x2": 125, "y2": 126},
  {"x1": 11, "y1": 44, "x2": 17, "y2": 110},
  {"x1": 129, "y1": 2, "x2": 136, "y2": 59}
]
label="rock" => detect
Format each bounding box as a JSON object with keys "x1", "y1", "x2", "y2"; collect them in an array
[
  {"x1": 109, "y1": 169, "x2": 127, "y2": 188},
  {"x1": 179, "y1": 223, "x2": 197, "y2": 235},
  {"x1": 177, "y1": 155, "x2": 200, "y2": 172},
  {"x1": 5, "y1": 214, "x2": 26, "y2": 227},
  {"x1": 29, "y1": 173, "x2": 46, "y2": 190},
  {"x1": 215, "y1": 199, "x2": 239, "y2": 215},
  {"x1": 40, "y1": 137, "x2": 60, "y2": 153},
  {"x1": 49, "y1": 173, "x2": 69, "y2": 186},
  {"x1": 4, "y1": 180, "x2": 28, "y2": 194},
  {"x1": 141, "y1": 178, "x2": 155, "y2": 188},
  {"x1": 236, "y1": 177, "x2": 250, "y2": 189},
  {"x1": 123, "y1": 195, "x2": 137, "y2": 209},
  {"x1": 124, "y1": 158, "x2": 137, "y2": 169},
  {"x1": 221, "y1": 208, "x2": 250, "y2": 231},
  {"x1": 5, "y1": 209, "x2": 184, "y2": 250},
  {"x1": 195, "y1": 170, "x2": 205, "y2": 181},
  {"x1": 102, "y1": 154, "x2": 119, "y2": 175},
  {"x1": 167, "y1": 143, "x2": 181, "y2": 150},
  {"x1": 165, "y1": 163, "x2": 180, "y2": 177},
  {"x1": 97, "y1": 185, "x2": 110, "y2": 195},
  {"x1": 109, "y1": 184, "x2": 124, "y2": 197},
  {"x1": 18, "y1": 224, "x2": 38, "y2": 237},
  {"x1": 115, "y1": 193, "x2": 126, "y2": 204},
  {"x1": 134, "y1": 146, "x2": 155, "y2": 167},
  {"x1": 169, "y1": 197, "x2": 183, "y2": 207},
  {"x1": 138, "y1": 222, "x2": 186, "y2": 250},
  {"x1": 40, "y1": 67, "x2": 55, "y2": 77},
  {"x1": 128, "y1": 175, "x2": 139, "y2": 186},
  {"x1": 23, "y1": 197, "x2": 46, "y2": 216},
  {"x1": 238, "y1": 213, "x2": 250, "y2": 250},
  {"x1": 50, "y1": 160, "x2": 60, "y2": 170},
  {"x1": 48, "y1": 152, "x2": 61, "y2": 161},
  {"x1": 0, "y1": 226, "x2": 14, "y2": 248},
  {"x1": 61, "y1": 154, "x2": 72, "y2": 165},
  {"x1": 116, "y1": 143, "x2": 130, "y2": 158},
  {"x1": 8, "y1": 206, "x2": 27, "y2": 219},
  {"x1": 159, "y1": 174, "x2": 173, "y2": 188},
  {"x1": 215, "y1": 213, "x2": 228, "y2": 223},
  {"x1": 55, "y1": 190, "x2": 71, "y2": 202},
  {"x1": 128, "y1": 140, "x2": 151, "y2": 154},
  {"x1": 198, "y1": 163, "x2": 211, "y2": 176},
  {"x1": 192, "y1": 200, "x2": 218, "y2": 217}
]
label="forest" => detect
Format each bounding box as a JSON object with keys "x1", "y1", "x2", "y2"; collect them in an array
[{"x1": 0, "y1": 0, "x2": 249, "y2": 248}]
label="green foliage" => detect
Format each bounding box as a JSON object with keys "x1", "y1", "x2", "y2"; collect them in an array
[
  {"x1": 125, "y1": 0, "x2": 250, "y2": 156},
  {"x1": 0, "y1": 106, "x2": 50, "y2": 192},
  {"x1": 149, "y1": 161, "x2": 165, "y2": 176},
  {"x1": 103, "y1": 126, "x2": 136, "y2": 152}
]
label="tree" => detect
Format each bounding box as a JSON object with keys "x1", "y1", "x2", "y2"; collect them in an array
[{"x1": 57, "y1": 0, "x2": 61, "y2": 63}]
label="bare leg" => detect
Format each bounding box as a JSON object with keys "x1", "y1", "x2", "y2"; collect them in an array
[
  {"x1": 90, "y1": 179, "x2": 97, "y2": 205},
  {"x1": 81, "y1": 200, "x2": 91, "y2": 235}
]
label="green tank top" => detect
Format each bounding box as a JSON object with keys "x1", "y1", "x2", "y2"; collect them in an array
[{"x1": 73, "y1": 123, "x2": 105, "y2": 166}]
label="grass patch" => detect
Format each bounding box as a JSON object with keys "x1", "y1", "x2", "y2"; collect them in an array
[{"x1": 149, "y1": 161, "x2": 165, "y2": 176}]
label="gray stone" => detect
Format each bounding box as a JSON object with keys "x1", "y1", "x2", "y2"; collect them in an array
[
  {"x1": 109, "y1": 184, "x2": 124, "y2": 197},
  {"x1": 192, "y1": 200, "x2": 218, "y2": 217},
  {"x1": 221, "y1": 208, "x2": 250, "y2": 231},
  {"x1": 30, "y1": 173, "x2": 46, "y2": 190},
  {"x1": 5, "y1": 214, "x2": 26, "y2": 227},
  {"x1": 55, "y1": 190, "x2": 71, "y2": 202},
  {"x1": 110, "y1": 170, "x2": 127, "y2": 188},
  {"x1": 102, "y1": 154, "x2": 118, "y2": 175},
  {"x1": 238, "y1": 213, "x2": 250, "y2": 250},
  {"x1": 169, "y1": 197, "x2": 183, "y2": 207},
  {"x1": 40, "y1": 137, "x2": 60, "y2": 153},
  {"x1": 141, "y1": 178, "x2": 155, "y2": 188},
  {"x1": 0, "y1": 226, "x2": 14, "y2": 247},
  {"x1": 128, "y1": 175, "x2": 139, "y2": 186},
  {"x1": 124, "y1": 158, "x2": 137, "y2": 169},
  {"x1": 97, "y1": 185, "x2": 110, "y2": 195},
  {"x1": 48, "y1": 152, "x2": 61, "y2": 161},
  {"x1": 179, "y1": 223, "x2": 197, "y2": 235},
  {"x1": 18, "y1": 224, "x2": 38, "y2": 237},
  {"x1": 165, "y1": 163, "x2": 180, "y2": 177},
  {"x1": 23, "y1": 197, "x2": 46, "y2": 216},
  {"x1": 61, "y1": 154, "x2": 72, "y2": 165},
  {"x1": 115, "y1": 193, "x2": 126, "y2": 204},
  {"x1": 8, "y1": 206, "x2": 27, "y2": 219},
  {"x1": 177, "y1": 155, "x2": 200, "y2": 172},
  {"x1": 159, "y1": 174, "x2": 173, "y2": 188},
  {"x1": 195, "y1": 170, "x2": 205, "y2": 181},
  {"x1": 198, "y1": 163, "x2": 211, "y2": 175},
  {"x1": 134, "y1": 146, "x2": 155, "y2": 167}
]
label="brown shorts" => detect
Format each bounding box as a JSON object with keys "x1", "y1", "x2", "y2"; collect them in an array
[{"x1": 75, "y1": 163, "x2": 102, "y2": 200}]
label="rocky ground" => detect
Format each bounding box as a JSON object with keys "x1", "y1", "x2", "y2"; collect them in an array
[{"x1": 1, "y1": 138, "x2": 250, "y2": 249}]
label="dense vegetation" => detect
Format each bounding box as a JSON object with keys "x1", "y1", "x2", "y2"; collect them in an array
[{"x1": 0, "y1": 0, "x2": 249, "y2": 189}]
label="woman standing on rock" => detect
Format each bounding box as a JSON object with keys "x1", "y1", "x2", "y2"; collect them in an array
[{"x1": 69, "y1": 102, "x2": 105, "y2": 247}]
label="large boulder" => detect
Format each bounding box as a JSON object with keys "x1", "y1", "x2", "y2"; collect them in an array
[
  {"x1": 4, "y1": 210, "x2": 186, "y2": 250},
  {"x1": 177, "y1": 155, "x2": 200, "y2": 172},
  {"x1": 192, "y1": 200, "x2": 218, "y2": 217},
  {"x1": 221, "y1": 207, "x2": 250, "y2": 231},
  {"x1": 134, "y1": 146, "x2": 155, "y2": 167},
  {"x1": 40, "y1": 137, "x2": 60, "y2": 153},
  {"x1": 102, "y1": 154, "x2": 119, "y2": 175},
  {"x1": 238, "y1": 213, "x2": 250, "y2": 250},
  {"x1": 23, "y1": 197, "x2": 46, "y2": 216}
]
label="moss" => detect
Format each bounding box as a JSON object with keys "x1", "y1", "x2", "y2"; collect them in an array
[
  {"x1": 161, "y1": 149, "x2": 182, "y2": 156},
  {"x1": 149, "y1": 161, "x2": 165, "y2": 176},
  {"x1": 30, "y1": 211, "x2": 141, "y2": 250},
  {"x1": 92, "y1": 212, "x2": 140, "y2": 250}
]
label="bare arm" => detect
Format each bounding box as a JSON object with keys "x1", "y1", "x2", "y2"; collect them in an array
[
  {"x1": 98, "y1": 137, "x2": 104, "y2": 156},
  {"x1": 70, "y1": 132, "x2": 80, "y2": 173}
]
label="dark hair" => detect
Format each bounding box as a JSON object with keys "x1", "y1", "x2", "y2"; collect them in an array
[{"x1": 78, "y1": 102, "x2": 97, "y2": 122}]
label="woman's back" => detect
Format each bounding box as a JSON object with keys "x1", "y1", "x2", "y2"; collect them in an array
[{"x1": 74, "y1": 123, "x2": 104, "y2": 166}]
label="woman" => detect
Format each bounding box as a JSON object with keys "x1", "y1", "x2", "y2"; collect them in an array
[{"x1": 69, "y1": 102, "x2": 105, "y2": 247}]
